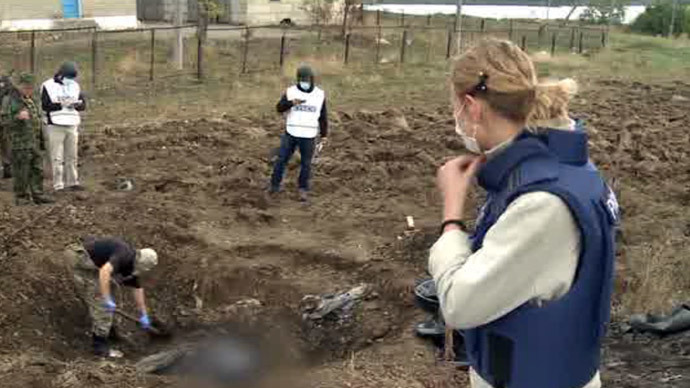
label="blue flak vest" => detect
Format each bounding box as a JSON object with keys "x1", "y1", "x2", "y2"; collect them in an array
[{"x1": 464, "y1": 126, "x2": 619, "y2": 388}]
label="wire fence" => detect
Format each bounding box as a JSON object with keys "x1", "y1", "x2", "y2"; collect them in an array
[{"x1": 0, "y1": 17, "x2": 608, "y2": 94}]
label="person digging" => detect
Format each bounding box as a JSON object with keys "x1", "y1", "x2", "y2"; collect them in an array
[
  {"x1": 269, "y1": 65, "x2": 328, "y2": 203},
  {"x1": 67, "y1": 236, "x2": 158, "y2": 357}
]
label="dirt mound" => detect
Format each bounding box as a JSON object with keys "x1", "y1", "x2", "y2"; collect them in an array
[{"x1": 0, "y1": 79, "x2": 689, "y2": 387}]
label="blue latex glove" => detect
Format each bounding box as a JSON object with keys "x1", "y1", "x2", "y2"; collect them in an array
[
  {"x1": 103, "y1": 296, "x2": 116, "y2": 313},
  {"x1": 139, "y1": 313, "x2": 152, "y2": 330}
]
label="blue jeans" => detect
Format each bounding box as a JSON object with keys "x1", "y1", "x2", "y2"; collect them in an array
[{"x1": 270, "y1": 133, "x2": 315, "y2": 191}]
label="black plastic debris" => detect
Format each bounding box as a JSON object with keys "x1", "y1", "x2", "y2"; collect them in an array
[
  {"x1": 413, "y1": 278, "x2": 469, "y2": 367},
  {"x1": 414, "y1": 278, "x2": 439, "y2": 314},
  {"x1": 629, "y1": 304, "x2": 690, "y2": 335}
]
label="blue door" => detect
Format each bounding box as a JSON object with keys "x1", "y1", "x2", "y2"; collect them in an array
[{"x1": 62, "y1": 0, "x2": 81, "y2": 19}]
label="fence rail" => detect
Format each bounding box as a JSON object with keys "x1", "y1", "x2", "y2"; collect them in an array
[{"x1": 0, "y1": 20, "x2": 607, "y2": 94}]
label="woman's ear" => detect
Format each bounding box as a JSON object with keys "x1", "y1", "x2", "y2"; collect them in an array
[{"x1": 465, "y1": 95, "x2": 483, "y2": 122}]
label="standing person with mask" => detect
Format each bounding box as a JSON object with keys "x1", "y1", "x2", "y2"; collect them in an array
[
  {"x1": 41, "y1": 62, "x2": 86, "y2": 192},
  {"x1": 269, "y1": 65, "x2": 328, "y2": 203},
  {"x1": 429, "y1": 39, "x2": 618, "y2": 388},
  {"x1": 67, "y1": 236, "x2": 158, "y2": 357},
  {"x1": 3, "y1": 73, "x2": 53, "y2": 205}
]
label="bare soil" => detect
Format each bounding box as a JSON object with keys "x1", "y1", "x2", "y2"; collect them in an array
[{"x1": 0, "y1": 78, "x2": 689, "y2": 387}]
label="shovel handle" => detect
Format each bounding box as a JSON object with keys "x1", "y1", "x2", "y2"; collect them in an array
[
  {"x1": 88, "y1": 301, "x2": 163, "y2": 335},
  {"x1": 114, "y1": 309, "x2": 163, "y2": 335}
]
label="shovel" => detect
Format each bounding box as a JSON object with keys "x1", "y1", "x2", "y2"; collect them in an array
[
  {"x1": 87, "y1": 301, "x2": 171, "y2": 338},
  {"x1": 113, "y1": 309, "x2": 169, "y2": 337}
]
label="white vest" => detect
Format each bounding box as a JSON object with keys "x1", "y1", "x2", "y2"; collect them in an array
[
  {"x1": 285, "y1": 85, "x2": 325, "y2": 139},
  {"x1": 41, "y1": 78, "x2": 81, "y2": 126}
]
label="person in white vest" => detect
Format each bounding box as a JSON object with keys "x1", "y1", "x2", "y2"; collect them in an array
[
  {"x1": 41, "y1": 62, "x2": 86, "y2": 192},
  {"x1": 269, "y1": 65, "x2": 328, "y2": 202}
]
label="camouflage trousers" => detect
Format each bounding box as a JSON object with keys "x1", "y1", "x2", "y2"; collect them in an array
[
  {"x1": 67, "y1": 244, "x2": 113, "y2": 337},
  {"x1": 0, "y1": 126, "x2": 10, "y2": 171},
  {"x1": 12, "y1": 149, "x2": 43, "y2": 200}
]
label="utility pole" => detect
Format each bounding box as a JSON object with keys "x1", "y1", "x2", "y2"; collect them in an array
[
  {"x1": 175, "y1": 0, "x2": 184, "y2": 70},
  {"x1": 669, "y1": 0, "x2": 678, "y2": 38},
  {"x1": 546, "y1": 0, "x2": 551, "y2": 21},
  {"x1": 606, "y1": 0, "x2": 616, "y2": 46},
  {"x1": 454, "y1": 0, "x2": 463, "y2": 54}
]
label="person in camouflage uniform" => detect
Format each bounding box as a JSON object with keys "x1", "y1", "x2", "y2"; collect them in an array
[
  {"x1": 3, "y1": 74, "x2": 53, "y2": 205},
  {"x1": 0, "y1": 74, "x2": 14, "y2": 179}
]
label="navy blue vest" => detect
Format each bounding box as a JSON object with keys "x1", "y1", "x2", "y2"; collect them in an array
[{"x1": 463, "y1": 127, "x2": 618, "y2": 388}]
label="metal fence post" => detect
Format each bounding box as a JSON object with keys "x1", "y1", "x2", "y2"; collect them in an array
[
  {"x1": 344, "y1": 33, "x2": 351, "y2": 64},
  {"x1": 446, "y1": 28, "x2": 453, "y2": 59},
  {"x1": 241, "y1": 27, "x2": 249, "y2": 74},
  {"x1": 401, "y1": 10, "x2": 405, "y2": 26},
  {"x1": 578, "y1": 31, "x2": 584, "y2": 54},
  {"x1": 375, "y1": 25, "x2": 381, "y2": 64},
  {"x1": 521, "y1": 35, "x2": 527, "y2": 52},
  {"x1": 480, "y1": 19, "x2": 486, "y2": 33},
  {"x1": 570, "y1": 27, "x2": 576, "y2": 51},
  {"x1": 376, "y1": 9, "x2": 381, "y2": 26},
  {"x1": 427, "y1": 14, "x2": 432, "y2": 26},
  {"x1": 279, "y1": 31, "x2": 286, "y2": 69},
  {"x1": 30, "y1": 31, "x2": 36, "y2": 75},
  {"x1": 91, "y1": 28, "x2": 98, "y2": 88},
  {"x1": 601, "y1": 30, "x2": 606, "y2": 48},
  {"x1": 197, "y1": 27, "x2": 204, "y2": 80},
  {"x1": 551, "y1": 32, "x2": 557, "y2": 56},
  {"x1": 400, "y1": 29, "x2": 407, "y2": 64},
  {"x1": 509, "y1": 20, "x2": 514, "y2": 41},
  {"x1": 149, "y1": 29, "x2": 155, "y2": 81}
]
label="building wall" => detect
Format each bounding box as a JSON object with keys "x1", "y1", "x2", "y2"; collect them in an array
[
  {"x1": 0, "y1": 0, "x2": 61, "y2": 20},
  {"x1": 0, "y1": 0, "x2": 136, "y2": 20},
  {"x1": 244, "y1": 0, "x2": 343, "y2": 26},
  {"x1": 82, "y1": 0, "x2": 137, "y2": 18}
]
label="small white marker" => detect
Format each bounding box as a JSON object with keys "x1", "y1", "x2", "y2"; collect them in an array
[{"x1": 406, "y1": 216, "x2": 415, "y2": 229}]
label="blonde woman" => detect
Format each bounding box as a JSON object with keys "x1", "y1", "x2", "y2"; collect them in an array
[{"x1": 429, "y1": 39, "x2": 618, "y2": 388}]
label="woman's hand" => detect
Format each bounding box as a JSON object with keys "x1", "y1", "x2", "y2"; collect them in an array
[{"x1": 437, "y1": 155, "x2": 484, "y2": 223}]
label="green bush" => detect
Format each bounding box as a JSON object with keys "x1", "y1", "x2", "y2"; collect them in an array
[
  {"x1": 579, "y1": 0, "x2": 627, "y2": 25},
  {"x1": 631, "y1": 1, "x2": 688, "y2": 36}
]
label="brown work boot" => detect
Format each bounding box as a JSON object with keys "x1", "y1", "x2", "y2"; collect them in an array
[
  {"x1": 33, "y1": 194, "x2": 55, "y2": 205},
  {"x1": 67, "y1": 184, "x2": 86, "y2": 191},
  {"x1": 15, "y1": 196, "x2": 31, "y2": 206}
]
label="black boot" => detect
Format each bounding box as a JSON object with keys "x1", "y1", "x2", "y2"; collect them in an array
[
  {"x1": 108, "y1": 325, "x2": 122, "y2": 343},
  {"x1": 33, "y1": 194, "x2": 55, "y2": 204},
  {"x1": 92, "y1": 334, "x2": 109, "y2": 357},
  {"x1": 2, "y1": 164, "x2": 10, "y2": 179}
]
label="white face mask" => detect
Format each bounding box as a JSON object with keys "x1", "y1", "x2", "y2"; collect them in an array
[
  {"x1": 299, "y1": 81, "x2": 311, "y2": 91},
  {"x1": 63, "y1": 78, "x2": 76, "y2": 86},
  {"x1": 454, "y1": 105, "x2": 482, "y2": 154}
]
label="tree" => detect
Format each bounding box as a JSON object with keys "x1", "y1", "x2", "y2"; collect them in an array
[
  {"x1": 301, "y1": 0, "x2": 337, "y2": 25},
  {"x1": 579, "y1": 0, "x2": 628, "y2": 25},
  {"x1": 631, "y1": 1, "x2": 688, "y2": 36}
]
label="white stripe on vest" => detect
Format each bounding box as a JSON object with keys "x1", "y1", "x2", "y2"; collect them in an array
[
  {"x1": 41, "y1": 78, "x2": 81, "y2": 126},
  {"x1": 285, "y1": 85, "x2": 325, "y2": 139}
]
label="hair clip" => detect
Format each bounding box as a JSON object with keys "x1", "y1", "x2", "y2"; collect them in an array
[{"x1": 475, "y1": 72, "x2": 489, "y2": 92}]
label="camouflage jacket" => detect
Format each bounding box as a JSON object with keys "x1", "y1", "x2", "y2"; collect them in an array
[{"x1": 2, "y1": 91, "x2": 43, "y2": 151}]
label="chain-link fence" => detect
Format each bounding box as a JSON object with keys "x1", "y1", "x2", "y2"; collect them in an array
[{"x1": 0, "y1": 17, "x2": 608, "y2": 94}]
